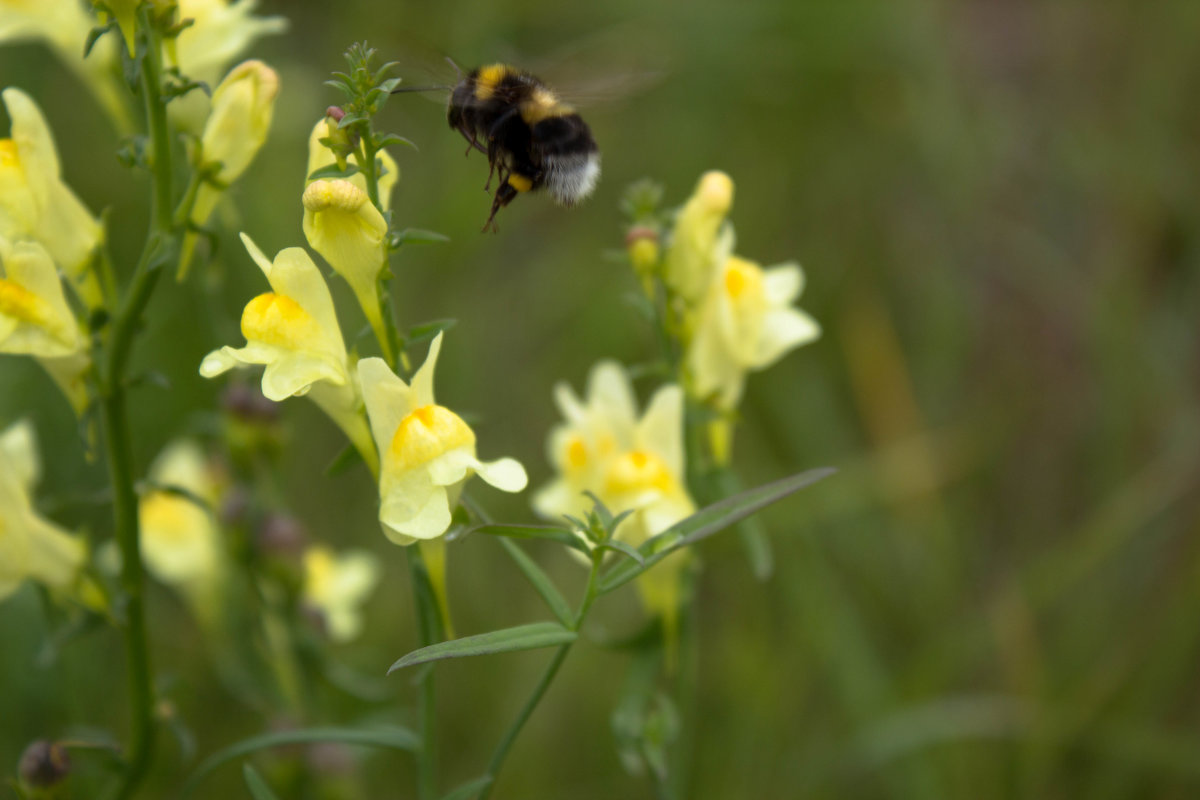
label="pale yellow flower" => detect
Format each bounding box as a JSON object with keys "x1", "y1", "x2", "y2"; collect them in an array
[
  {"x1": 166, "y1": 0, "x2": 287, "y2": 131},
  {"x1": 139, "y1": 440, "x2": 222, "y2": 594},
  {"x1": 301, "y1": 545, "x2": 380, "y2": 642},
  {"x1": 301, "y1": 179, "x2": 388, "y2": 349},
  {"x1": 199, "y1": 233, "x2": 377, "y2": 473},
  {"x1": 532, "y1": 360, "x2": 638, "y2": 524},
  {"x1": 0, "y1": 237, "x2": 90, "y2": 413},
  {"x1": 686, "y1": 255, "x2": 820, "y2": 412},
  {"x1": 0, "y1": 88, "x2": 103, "y2": 306},
  {"x1": 1, "y1": 1, "x2": 129, "y2": 131},
  {"x1": 663, "y1": 170, "x2": 734, "y2": 307},
  {"x1": 359, "y1": 334, "x2": 528, "y2": 545},
  {"x1": 0, "y1": 238, "x2": 84, "y2": 358},
  {"x1": 534, "y1": 365, "x2": 694, "y2": 630},
  {"x1": 306, "y1": 117, "x2": 399, "y2": 212},
  {"x1": 0, "y1": 419, "x2": 86, "y2": 602},
  {"x1": 181, "y1": 60, "x2": 279, "y2": 278}
]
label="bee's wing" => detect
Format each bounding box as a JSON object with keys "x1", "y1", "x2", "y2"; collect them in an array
[
  {"x1": 523, "y1": 25, "x2": 671, "y2": 107},
  {"x1": 387, "y1": 38, "x2": 460, "y2": 103}
]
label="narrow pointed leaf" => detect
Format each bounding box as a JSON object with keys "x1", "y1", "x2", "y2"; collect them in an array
[
  {"x1": 180, "y1": 726, "x2": 419, "y2": 797},
  {"x1": 466, "y1": 523, "x2": 590, "y2": 555},
  {"x1": 597, "y1": 539, "x2": 645, "y2": 564},
  {"x1": 388, "y1": 622, "x2": 577, "y2": 673},
  {"x1": 599, "y1": 467, "x2": 835, "y2": 594},
  {"x1": 439, "y1": 775, "x2": 494, "y2": 800},
  {"x1": 242, "y1": 763, "x2": 280, "y2": 800},
  {"x1": 497, "y1": 538, "x2": 573, "y2": 626},
  {"x1": 394, "y1": 227, "x2": 450, "y2": 245},
  {"x1": 308, "y1": 163, "x2": 361, "y2": 181}
]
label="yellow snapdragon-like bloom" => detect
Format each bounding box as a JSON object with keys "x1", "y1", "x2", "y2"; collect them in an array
[
  {"x1": 532, "y1": 360, "x2": 638, "y2": 524},
  {"x1": 0, "y1": 419, "x2": 86, "y2": 602},
  {"x1": 199, "y1": 233, "x2": 377, "y2": 473},
  {"x1": 686, "y1": 254, "x2": 820, "y2": 412},
  {"x1": 1, "y1": 1, "x2": 129, "y2": 131},
  {"x1": 534, "y1": 363, "x2": 695, "y2": 629},
  {"x1": 0, "y1": 88, "x2": 103, "y2": 306},
  {"x1": 302, "y1": 178, "x2": 389, "y2": 348},
  {"x1": 138, "y1": 440, "x2": 223, "y2": 610},
  {"x1": 0, "y1": 238, "x2": 90, "y2": 413},
  {"x1": 180, "y1": 60, "x2": 279, "y2": 278},
  {"x1": 663, "y1": 170, "x2": 734, "y2": 308},
  {"x1": 306, "y1": 117, "x2": 399, "y2": 212},
  {"x1": 166, "y1": 0, "x2": 287, "y2": 131},
  {"x1": 359, "y1": 334, "x2": 528, "y2": 545},
  {"x1": 301, "y1": 545, "x2": 381, "y2": 642}
]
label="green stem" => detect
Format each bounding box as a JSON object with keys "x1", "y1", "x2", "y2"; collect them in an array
[
  {"x1": 406, "y1": 545, "x2": 442, "y2": 800},
  {"x1": 478, "y1": 555, "x2": 603, "y2": 800},
  {"x1": 102, "y1": 13, "x2": 178, "y2": 798},
  {"x1": 99, "y1": 387, "x2": 156, "y2": 800}
]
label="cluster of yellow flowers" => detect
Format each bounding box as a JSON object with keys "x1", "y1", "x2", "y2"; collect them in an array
[
  {"x1": 196, "y1": 113, "x2": 528, "y2": 631},
  {"x1": 647, "y1": 171, "x2": 820, "y2": 462},
  {"x1": 0, "y1": 0, "x2": 296, "y2": 614},
  {"x1": 533, "y1": 363, "x2": 694, "y2": 627}
]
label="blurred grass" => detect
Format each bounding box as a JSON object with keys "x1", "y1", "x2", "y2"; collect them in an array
[{"x1": 3, "y1": 0, "x2": 1200, "y2": 797}]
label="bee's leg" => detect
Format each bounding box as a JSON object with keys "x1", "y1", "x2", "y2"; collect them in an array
[{"x1": 483, "y1": 181, "x2": 518, "y2": 233}]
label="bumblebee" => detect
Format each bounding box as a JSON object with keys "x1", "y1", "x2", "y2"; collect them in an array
[{"x1": 446, "y1": 64, "x2": 601, "y2": 231}]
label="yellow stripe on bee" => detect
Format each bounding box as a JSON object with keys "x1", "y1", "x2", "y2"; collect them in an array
[
  {"x1": 474, "y1": 64, "x2": 510, "y2": 100},
  {"x1": 507, "y1": 173, "x2": 533, "y2": 192},
  {"x1": 519, "y1": 87, "x2": 573, "y2": 124}
]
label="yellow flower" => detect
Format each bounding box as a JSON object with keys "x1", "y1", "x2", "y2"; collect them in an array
[
  {"x1": 180, "y1": 60, "x2": 279, "y2": 279},
  {"x1": 0, "y1": 419, "x2": 86, "y2": 602},
  {"x1": 166, "y1": 0, "x2": 287, "y2": 131},
  {"x1": 301, "y1": 545, "x2": 380, "y2": 642},
  {"x1": 301, "y1": 178, "x2": 389, "y2": 351},
  {"x1": 0, "y1": 238, "x2": 84, "y2": 358},
  {"x1": 0, "y1": 88, "x2": 103, "y2": 306},
  {"x1": 662, "y1": 170, "x2": 734, "y2": 307},
  {"x1": 199, "y1": 233, "x2": 377, "y2": 473},
  {"x1": 532, "y1": 360, "x2": 638, "y2": 523},
  {"x1": 138, "y1": 440, "x2": 222, "y2": 598},
  {"x1": 534, "y1": 364, "x2": 694, "y2": 633},
  {"x1": 307, "y1": 117, "x2": 399, "y2": 212},
  {"x1": 686, "y1": 255, "x2": 820, "y2": 412},
  {"x1": 1, "y1": 1, "x2": 129, "y2": 131},
  {"x1": 358, "y1": 334, "x2": 528, "y2": 545},
  {"x1": 0, "y1": 237, "x2": 90, "y2": 413}
]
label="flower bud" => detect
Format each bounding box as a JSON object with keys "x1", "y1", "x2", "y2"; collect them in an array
[
  {"x1": 663, "y1": 170, "x2": 734, "y2": 306},
  {"x1": 18, "y1": 739, "x2": 70, "y2": 789},
  {"x1": 625, "y1": 226, "x2": 660, "y2": 278}
]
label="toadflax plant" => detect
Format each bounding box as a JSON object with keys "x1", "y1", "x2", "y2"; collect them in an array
[{"x1": 0, "y1": 12, "x2": 828, "y2": 798}]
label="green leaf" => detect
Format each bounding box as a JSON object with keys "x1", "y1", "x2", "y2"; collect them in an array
[
  {"x1": 377, "y1": 132, "x2": 419, "y2": 151},
  {"x1": 323, "y1": 442, "x2": 365, "y2": 477},
  {"x1": 439, "y1": 775, "x2": 494, "y2": 800},
  {"x1": 599, "y1": 467, "x2": 835, "y2": 594},
  {"x1": 497, "y1": 538, "x2": 574, "y2": 627},
  {"x1": 388, "y1": 622, "x2": 577, "y2": 673},
  {"x1": 597, "y1": 539, "x2": 645, "y2": 565},
  {"x1": 242, "y1": 763, "x2": 280, "y2": 800},
  {"x1": 465, "y1": 523, "x2": 590, "y2": 555},
  {"x1": 308, "y1": 163, "x2": 361, "y2": 181},
  {"x1": 710, "y1": 467, "x2": 774, "y2": 580},
  {"x1": 179, "y1": 726, "x2": 419, "y2": 798},
  {"x1": 394, "y1": 227, "x2": 450, "y2": 245},
  {"x1": 337, "y1": 111, "x2": 368, "y2": 129},
  {"x1": 406, "y1": 318, "x2": 457, "y2": 345}
]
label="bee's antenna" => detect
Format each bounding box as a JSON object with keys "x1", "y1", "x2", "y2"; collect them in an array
[
  {"x1": 390, "y1": 84, "x2": 452, "y2": 95},
  {"x1": 444, "y1": 56, "x2": 463, "y2": 79}
]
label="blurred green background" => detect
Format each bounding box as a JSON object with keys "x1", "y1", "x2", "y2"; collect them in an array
[{"x1": 3, "y1": 0, "x2": 1200, "y2": 797}]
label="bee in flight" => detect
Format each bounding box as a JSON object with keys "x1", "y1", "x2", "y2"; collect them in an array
[{"x1": 396, "y1": 63, "x2": 600, "y2": 231}]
